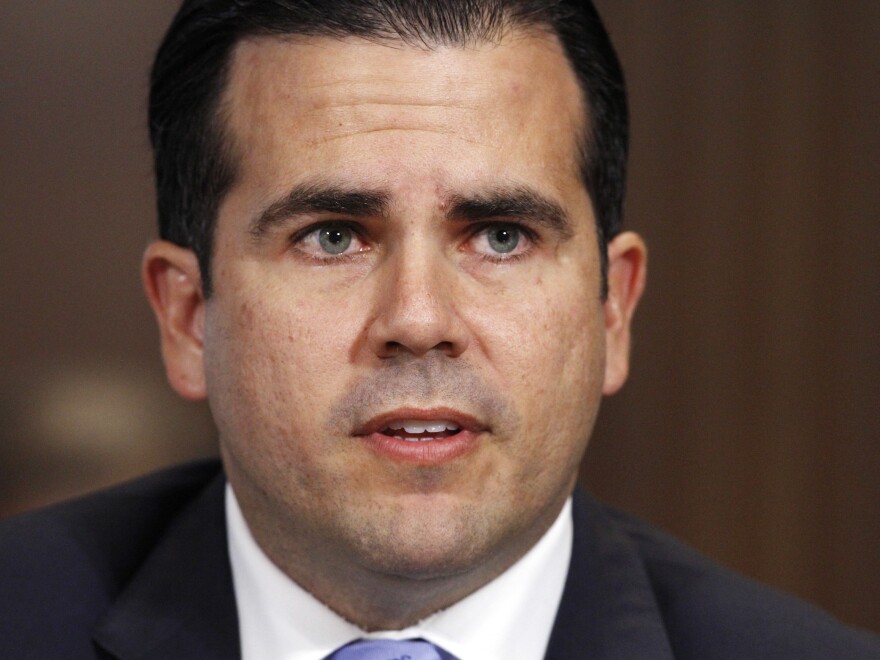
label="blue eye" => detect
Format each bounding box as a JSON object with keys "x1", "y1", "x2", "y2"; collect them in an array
[
  {"x1": 318, "y1": 225, "x2": 353, "y2": 254},
  {"x1": 486, "y1": 225, "x2": 520, "y2": 253}
]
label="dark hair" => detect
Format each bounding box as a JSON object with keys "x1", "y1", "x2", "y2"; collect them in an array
[{"x1": 150, "y1": 0, "x2": 627, "y2": 296}]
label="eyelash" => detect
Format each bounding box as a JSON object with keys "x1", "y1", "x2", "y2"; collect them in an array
[{"x1": 288, "y1": 221, "x2": 537, "y2": 264}]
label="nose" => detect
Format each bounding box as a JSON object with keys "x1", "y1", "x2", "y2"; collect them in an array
[{"x1": 365, "y1": 244, "x2": 470, "y2": 359}]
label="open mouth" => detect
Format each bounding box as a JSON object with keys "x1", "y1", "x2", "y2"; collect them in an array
[
  {"x1": 380, "y1": 420, "x2": 462, "y2": 442},
  {"x1": 356, "y1": 409, "x2": 481, "y2": 463}
]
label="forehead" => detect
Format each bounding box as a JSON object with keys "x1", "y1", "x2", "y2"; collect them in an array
[{"x1": 221, "y1": 30, "x2": 587, "y2": 202}]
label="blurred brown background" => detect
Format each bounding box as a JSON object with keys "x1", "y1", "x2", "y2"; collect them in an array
[{"x1": 1, "y1": 0, "x2": 878, "y2": 634}]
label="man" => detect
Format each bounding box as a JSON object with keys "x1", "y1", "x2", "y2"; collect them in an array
[{"x1": 0, "y1": 1, "x2": 878, "y2": 658}]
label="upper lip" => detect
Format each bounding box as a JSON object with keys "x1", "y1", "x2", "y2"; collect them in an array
[{"x1": 353, "y1": 407, "x2": 488, "y2": 436}]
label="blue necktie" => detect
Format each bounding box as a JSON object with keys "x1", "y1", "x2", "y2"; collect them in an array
[{"x1": 327, "y1": 638, "x2": 454, "y2": 660}]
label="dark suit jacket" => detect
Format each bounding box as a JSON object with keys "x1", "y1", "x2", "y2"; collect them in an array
[{"x1": 1, "y1": 459, "x2": 878, "y2": 659}]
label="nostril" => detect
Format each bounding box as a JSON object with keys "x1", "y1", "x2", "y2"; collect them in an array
[
  {"x1": 382, "y1": 341, "x2": 402, "y2": 356},
  {"x1": 379, "y1": 339, "x2": 459, "y2": 358}
]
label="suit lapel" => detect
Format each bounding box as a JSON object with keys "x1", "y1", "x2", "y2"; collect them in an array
[
  {"x1": 92, "y1": 474, "x2": 240, "y2": 659},
  {"x1": 544, "y1": 490, "x2": 675, "y2": 660}
]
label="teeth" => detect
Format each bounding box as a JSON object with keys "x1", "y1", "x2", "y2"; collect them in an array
[
  {"x1": 389, "y1": 434, "x2": 439, "y2": 442},
  {"x1": 387, "y1": 419, "x2": 461, "y2": 433}
]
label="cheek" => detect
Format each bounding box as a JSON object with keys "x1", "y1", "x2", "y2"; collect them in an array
[
  {"x1": 475, "y1": 271, "x2": 604, "y2": 392},
  {"x1": 470, "y1": 271, "x2": 605, "y2": 463},
  {"x1": 202, "y1": 285, "x2": 355, "y2": 462}
]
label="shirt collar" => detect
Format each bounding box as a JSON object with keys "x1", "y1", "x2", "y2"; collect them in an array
[{"x1": 226, "y1": 485, "x2": 572, "y2": 660}]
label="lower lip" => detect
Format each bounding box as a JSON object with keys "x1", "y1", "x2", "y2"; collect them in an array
[{"x1": 360, "y1": 430, "x2": 480, "y2": 464}]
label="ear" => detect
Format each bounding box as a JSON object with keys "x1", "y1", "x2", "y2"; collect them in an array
[
  {"x1": 142, "y1": 240, "x2": 207, "y2": 401},
  {"x1": 602, "y1": 231, "x2": 647, "y2": 395}
]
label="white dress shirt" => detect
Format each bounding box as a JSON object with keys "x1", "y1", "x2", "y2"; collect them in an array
[{"x1": 227, "y1": 485, "x2": 572, "y2": 660}]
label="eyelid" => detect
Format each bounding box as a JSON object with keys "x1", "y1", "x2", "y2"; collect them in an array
[
  {"x1": 468, "y1": 218, "x2": 539, "y2": 237},
  {"x1": 290, "y1": 219, "x2": 364, "y2": 242}
]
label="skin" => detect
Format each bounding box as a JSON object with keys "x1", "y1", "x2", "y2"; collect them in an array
[{"x1": 143, "y1": 29, "x2": 646, "y2": 630}]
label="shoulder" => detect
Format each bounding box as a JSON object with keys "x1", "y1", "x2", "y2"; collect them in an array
[
  {"x1": 602, "y1": 503, "x2": 880, "y2": 659},
  {"x1": 0, "y1": 459, "x2": 223, "y2": 657}
]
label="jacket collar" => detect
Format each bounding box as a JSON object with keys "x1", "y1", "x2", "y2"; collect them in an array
[
  {"x1": 92, "y1": 473, "x2": 240, "y2": 659},
  {"x1": 544, "y1": 489, "x2": 675, "y2": 659}
]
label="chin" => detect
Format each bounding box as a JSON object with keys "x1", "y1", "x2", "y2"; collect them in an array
[{"x1": 343, "y1": 497, "x2": 504, "y2": 581}]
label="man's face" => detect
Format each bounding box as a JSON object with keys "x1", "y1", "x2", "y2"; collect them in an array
[{"x1": 154, "y1": 29, "x2": 641, "y2": 605}]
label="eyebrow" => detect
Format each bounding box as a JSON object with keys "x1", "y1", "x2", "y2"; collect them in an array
[
  {"x1": 249, "y1": 182, "x2": 572, "y2": 239},
  {"x1": 249, "y1": 184, "x2": 389, "y2": 237},
  {"x1": 446, "y1": 186, "x2": 573, "y2": 239}
]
